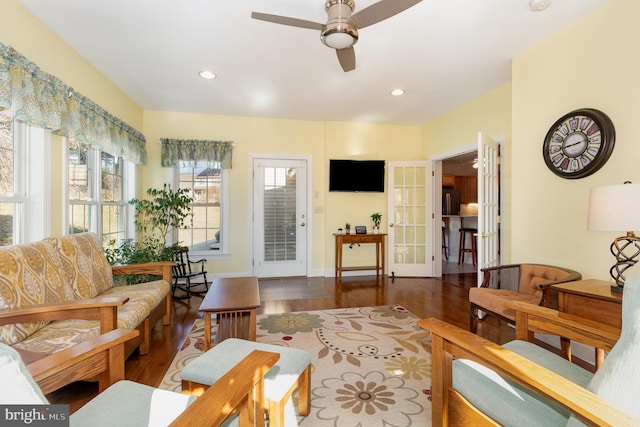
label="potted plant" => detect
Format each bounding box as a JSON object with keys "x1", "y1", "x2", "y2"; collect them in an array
[
  {"x1": 371, "y1": 212, "x2": 382, "y2": 234},
  {"x1": 345, "y1": 223, "x2": 351, "y2": 234},
  {"x1": 105, "y1": 184, "x2": 193, "y2": 284}
]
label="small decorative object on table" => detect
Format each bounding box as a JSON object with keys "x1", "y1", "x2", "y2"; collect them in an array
[
  {"x1": 337, "y1": 228, "x2": 343, "y2": 234},
  {"x1": 345, "y1": 223, "x2": 351, "y2": 234},
  {"x1": 355, "y1": 226, "x2": 367, "y2": 234},
  {"x1": 371, "y1": 212, "x2": 382, "y2": 234}
]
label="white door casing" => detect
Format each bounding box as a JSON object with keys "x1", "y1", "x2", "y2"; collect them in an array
[{"x1": 387, "y1": 161, "x2": 434, "y2": 277}]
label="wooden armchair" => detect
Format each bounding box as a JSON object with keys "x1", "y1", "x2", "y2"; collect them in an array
[
  {"x1": 1, "y1": 341, "x2": 280, "y2": 427},
  {"x1": 418, "y1": 284, "x2": 640, "y2": 426},
  {"x1": 0, "y1": 297, "x2": 137, "y2": 394},
  {"x1": 470, "y1": 263, "x2": 581, "y2": 333}
]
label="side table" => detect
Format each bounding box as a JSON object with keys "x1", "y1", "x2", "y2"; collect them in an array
[{"x1": 553, "y1": 279, "x2": 622, "y2": 367}]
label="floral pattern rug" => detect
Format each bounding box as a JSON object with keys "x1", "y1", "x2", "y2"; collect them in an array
[{"x1": 159, "y1": 305, "x2": 432, "y2": 426}]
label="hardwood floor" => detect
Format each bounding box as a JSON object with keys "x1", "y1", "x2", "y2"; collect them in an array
[{"x1": 49, "y1": 272, "x2": 514, "y2": 413}]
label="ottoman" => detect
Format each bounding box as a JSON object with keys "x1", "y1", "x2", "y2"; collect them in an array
[{"x1": 181, "y1": 338, "x2": 312, "y2": 427}]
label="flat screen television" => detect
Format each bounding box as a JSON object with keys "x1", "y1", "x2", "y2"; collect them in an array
[{"x1": 329, "y1": 159, "x2": 385, "y2": 192}]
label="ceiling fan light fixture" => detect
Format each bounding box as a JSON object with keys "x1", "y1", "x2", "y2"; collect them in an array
[
  {"x1": 390, "y1": 89, "x2": 405, "y2": 96},
  {"x1": 321, "y1": 26, "x2": 358, "y2": 49}
]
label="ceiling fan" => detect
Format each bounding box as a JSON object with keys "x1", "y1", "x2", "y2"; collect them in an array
[{"x1": 251, "y1": 0, "x2": 422, "y2": 72}]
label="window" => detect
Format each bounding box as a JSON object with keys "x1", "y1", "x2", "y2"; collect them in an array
[
  {"x1": 0, "y1": 116, "x2": 48, "y2": 246},
  {"x1": 176, "y1": 162, "x2": 227, "y2": 254},
  {"x1": 68, "y1": 140, "x2": 135, "y2": 249}
]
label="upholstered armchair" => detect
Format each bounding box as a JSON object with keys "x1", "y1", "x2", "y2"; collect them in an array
[
  {"x1": 1, "y1": 343, "x2": 279, "y2": 427},
  {"x1": 469, "y1": 263, "x2": 581, "y2": 333},
  {"x1": 419, "y1": 268, "x2": 640, "y2": 426}
]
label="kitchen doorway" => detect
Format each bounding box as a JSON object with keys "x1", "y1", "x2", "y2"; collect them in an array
[{"x1": 441, "y1": 150, "x2": 479, "y2": 275}]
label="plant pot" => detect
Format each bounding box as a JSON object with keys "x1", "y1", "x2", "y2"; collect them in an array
[
  {"x1": 373, "y1": 226, "x2": 379, "y2": 234},
  {"x1": 346, "y1": 229, "x2": 351, "y2": 234}
]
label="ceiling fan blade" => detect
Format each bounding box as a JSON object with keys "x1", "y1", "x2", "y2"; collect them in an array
[
  {"x1": 251, "y1": 12, "x2": 325, "y2": 31},
  {"x1": 350, "y1": 0, "x2": 422, "y2": 29},
  {"x1": 336, "y1": 47, "x2": 356, "y2": 72}
]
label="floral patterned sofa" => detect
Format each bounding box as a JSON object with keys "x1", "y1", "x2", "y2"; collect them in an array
[{"x1": 0, "y1": 232, "x2": 173, "y2": 359}]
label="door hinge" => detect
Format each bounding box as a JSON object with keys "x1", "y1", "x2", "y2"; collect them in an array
[
  {"x1": 497, "y1": 156, "x2": 501, "y2": 165},
  {"x1": 497, "y1": 215, "x2": 501, "y2": 224}
]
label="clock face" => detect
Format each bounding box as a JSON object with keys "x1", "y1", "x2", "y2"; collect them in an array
[{"x1": 542, "y1": 108, "x2": 615, "y2": 179}]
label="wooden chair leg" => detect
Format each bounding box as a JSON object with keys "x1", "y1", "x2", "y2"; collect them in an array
[
  {"x1": 470, "y1": 304, "x2": 478, "y2": 333},
  {"x1": 298, "y1": 365, "x2": 311, "y2": 416}
]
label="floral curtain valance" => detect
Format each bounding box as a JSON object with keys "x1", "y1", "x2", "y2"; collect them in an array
[
  {"x1": 160, "y1": 138, "x2": 234, "y2": 169},
  {"x1": 0, "y1": 43, "x2": 147, "y2": 164}
]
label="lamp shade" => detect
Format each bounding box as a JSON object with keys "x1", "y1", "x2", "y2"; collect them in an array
[{"x1": 587, "y1": 183, "x2": 640, "y2": 231}]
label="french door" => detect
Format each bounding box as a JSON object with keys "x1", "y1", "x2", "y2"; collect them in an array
[
  {"x1": 387, "y1": 161, "x2": 434, "y2": 277},
  {"x1": 252, "y1": 158, "x2": 308, "y2": 277},
  {"x1": 477, "y1": 132, "x2": 500, "y2": 285}
]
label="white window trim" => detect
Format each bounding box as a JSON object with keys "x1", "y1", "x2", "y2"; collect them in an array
[
  {"x1": 64, "y1": 141, "x2": 136, "y2": 243},
  {"x1": 172, "y1": 168, "x2": 229, "y2": 259}
]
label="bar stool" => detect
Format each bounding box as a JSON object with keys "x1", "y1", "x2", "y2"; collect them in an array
[
  {"x1": 458, "y1": 227, "x2": 477, "y2": 266},
  {"x1": 442, "y1": 222, "x2": 449, "y2": 260}
]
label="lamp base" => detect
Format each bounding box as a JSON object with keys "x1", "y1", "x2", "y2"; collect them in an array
[
  {"x1": 609, "y1": 233, "x2": 640, "y2": 288},
  {"x1": 611, "y1": 284, "x2": 624, "y2": 293}
]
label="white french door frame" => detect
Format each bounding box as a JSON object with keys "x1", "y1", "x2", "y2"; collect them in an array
[
  {"x1": 431, "y1": 138, "x2": 505, "y2": 278},
  {"x1": 248, "y1": 153, "x2": 313, "y2": 277}
]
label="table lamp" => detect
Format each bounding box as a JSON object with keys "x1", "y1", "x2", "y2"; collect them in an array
[{"x1": 587, "y1": 181, "x2": 640, "y2": 292}]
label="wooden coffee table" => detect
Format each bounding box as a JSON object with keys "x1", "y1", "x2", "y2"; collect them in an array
[{"x1": 199, "y1": 276, "x2": 261, "y2": 351}]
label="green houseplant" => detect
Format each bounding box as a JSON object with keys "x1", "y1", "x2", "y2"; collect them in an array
[
  {"x1": 371, "y1": 212, "x2": 382, "y2": 234},
  {"x1": 345, "y1": 223, "x2": 351, "y2": 234},
  {"x1": 105, "y1": 184, "x2": 193, "y2": 284}
]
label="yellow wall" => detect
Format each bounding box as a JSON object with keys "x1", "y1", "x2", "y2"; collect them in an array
[
  {"x1": 422, "y1": 83, "x2": 513, "y2": 259},
  {"x1": 144, "y1": 111, "x2": 422, "y2": 275},
  {"x1": 512, "y1": 0, "x2": 638, "y2": 280},
  {"x1": 7, "y1": 0, "x2": 633, "y2": 282}
]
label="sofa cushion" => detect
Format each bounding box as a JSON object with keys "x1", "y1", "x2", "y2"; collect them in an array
[
  {"x1": 453, "y1": 340, "x2": 593, "y2": 427},
  {"x1": 0, "y1": 240, "x2": 71, "y2": 346},
  {"x1": 101, "y1": 280, "x2": 171, "y2": 329},
  {"x1": 46, "y1": 233, "x2": 114, "y2": 300},
  {"x1": 0, "y1": 341, "x2": 48, "y2": 404},
  {"x1": 12, "y1": 319, "x2": 100, "y2": 355},
  {"x1": 70, "y1": 380, "x2": 197, "y2": 427}
]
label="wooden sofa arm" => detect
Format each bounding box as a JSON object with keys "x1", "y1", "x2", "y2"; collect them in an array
[
  {"x1": 418, "y1": 317, "x2": 638, "y2": 426},
  {"x1": 506, "y1": 301, "x2": 620, "y2": 352},
  {"x1": 111, "y1": 261, "x2": 174, "y2": 283},
  {"x1": 27, "y1": 328, "x2": 139, "y2": 395},
  {"x1": 170, "y1": 350, "x2": 280, "y2": 427},
  {"x1": 0, "y1": 297, "x2": 128, "y2": 333}
]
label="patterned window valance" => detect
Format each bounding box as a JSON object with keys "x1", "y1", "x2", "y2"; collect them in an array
[
  {"x1": 0, "y1": 43, "x2": 147, "y2": 164},
  {"x1": 160, "y1": 138, "x2": 234, "y2": 169}
]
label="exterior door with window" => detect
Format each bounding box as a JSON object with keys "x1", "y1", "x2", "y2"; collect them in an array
[
  {"x1": 253, "y1": 158, "x2": 308, "y2": 277},
  {"x1": 387, "y1": 161, "x2": 434, "y2": 277}
]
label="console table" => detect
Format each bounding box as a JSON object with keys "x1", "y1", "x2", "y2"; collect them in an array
[{"x1": 334, "y1": 233, "x2": 386, "y2": 278}]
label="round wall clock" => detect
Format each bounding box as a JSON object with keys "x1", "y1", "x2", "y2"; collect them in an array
[{"x1": 542, "y1": 108, "x2": 615, "y2": 179}]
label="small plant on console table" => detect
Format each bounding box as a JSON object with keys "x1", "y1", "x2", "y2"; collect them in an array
[
  {"x1": 345, "y1": 223, "x2": 351, "y2": 234},
  {"x1": 371, "y1": 212, "x2": 382, "y2": 234}
]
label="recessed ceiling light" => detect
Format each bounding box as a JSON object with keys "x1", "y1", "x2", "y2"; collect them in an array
[
  {"x1": 390, "y1": 89, "x2": 405, "y2": 96},
  {"x1": 199, "y1": 70, "x2": 217, "y2": 80},
  {"x1": 529, "y1": 0, "x2": 551, "y2": 12}
]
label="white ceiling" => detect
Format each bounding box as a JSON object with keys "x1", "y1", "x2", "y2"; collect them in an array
[{"x1": 20, "y1": 0, "x2": 607, "y2": 126}]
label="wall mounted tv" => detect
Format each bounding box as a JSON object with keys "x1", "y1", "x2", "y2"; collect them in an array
[{"x1": 329, "y1": 159, "x2": 385, "y2": 192}]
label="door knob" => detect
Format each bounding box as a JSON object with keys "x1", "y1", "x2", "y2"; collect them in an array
[
  {"x1": 300, "y1": 222, "x2": 305, "y2": 227},
  {"x1": 389, "y1": 223, "x2": 394, "y2": 227}
]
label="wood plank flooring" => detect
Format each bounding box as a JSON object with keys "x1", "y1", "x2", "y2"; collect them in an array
[{"x1": 49, "y1": 272, "x2": 514, "y2": 412}]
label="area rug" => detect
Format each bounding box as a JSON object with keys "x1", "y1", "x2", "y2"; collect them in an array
[{"x1": 159, "y1": 305, "x2": 432, "y2": 426}]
